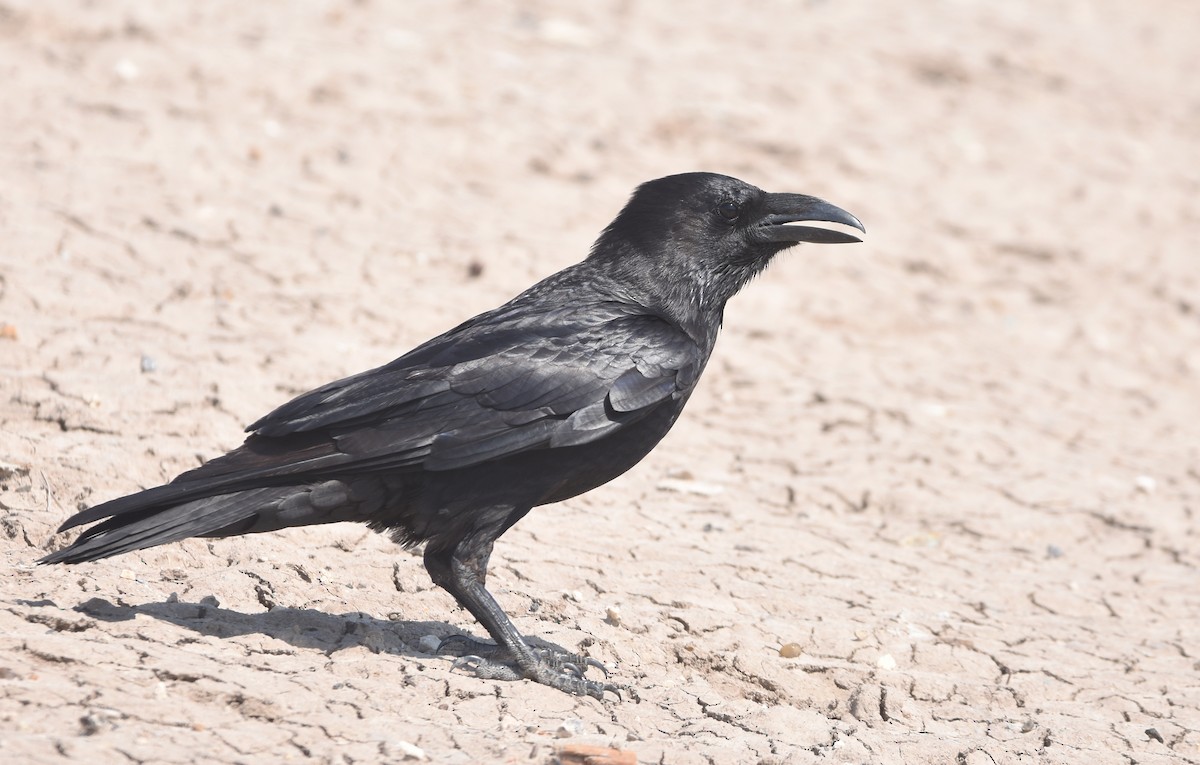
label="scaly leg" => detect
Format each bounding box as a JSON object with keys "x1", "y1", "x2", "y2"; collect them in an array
[{"x1": 423, "y1": 524, "x2": 622, "y2": 700}]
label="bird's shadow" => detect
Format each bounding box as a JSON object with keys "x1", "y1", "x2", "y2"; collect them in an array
[
  {"x1": 65, "y1": 596, "x2": 459, "y2": 659},
  {"x1": 48, "y1": 596, "x2": 572, "y2": 663}
]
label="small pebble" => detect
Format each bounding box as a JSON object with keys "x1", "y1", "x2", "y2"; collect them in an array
[
  {"x1": 417, "y1": 634, "x2": 441, "y2": 654},
  {"x1": 383, "y1": 740, "x2": 426, "y2": 760},
  {"x1": 779, "y1": 642, "x2": 803, "y2": 658},
  {"x1": 140, "y1": 355, "x2": 157, "y2": 373},
  {"x1": 114, "y1": 58, "x2": 140, "y2": 81},
  {"x1": 605, "y1": 606, "x2": 621, "y2": 626},
  {"x1": 877, "y1": 653, "x2": 897, "y2": 670},
  {"x1": 555, "y1": 718, "x2": 585, "y2": 738}
]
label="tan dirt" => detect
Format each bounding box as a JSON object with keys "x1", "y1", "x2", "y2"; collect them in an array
[{"x1": 2, "y1": 1, "x2": 1198, "y2": 763}]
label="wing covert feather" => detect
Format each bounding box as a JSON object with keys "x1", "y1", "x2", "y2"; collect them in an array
[{"x1": 238, "y1": 304, "x2": 703, "y2": 477}]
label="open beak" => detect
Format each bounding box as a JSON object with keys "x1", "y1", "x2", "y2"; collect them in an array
[{"x1": 757, "y1": 193, "x2": 866, "y2": 245}]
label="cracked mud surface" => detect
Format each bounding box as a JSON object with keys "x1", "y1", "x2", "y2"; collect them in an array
[{"x1": 2, "y1": 1, "x2": 1198, "y2": 763}]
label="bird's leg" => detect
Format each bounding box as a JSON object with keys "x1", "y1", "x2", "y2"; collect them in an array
[{"x1": 423, "y1": 527, "x2": 621, "y2": 700}]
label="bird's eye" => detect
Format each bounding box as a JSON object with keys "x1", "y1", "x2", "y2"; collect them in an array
[{"x1": 716, "y1": 201, "x2": 741, "y2": 221}]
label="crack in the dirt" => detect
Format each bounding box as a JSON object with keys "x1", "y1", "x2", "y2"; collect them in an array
[
  {"x1": 1084, "y1": 511, "x2": 1154, "y2": 535},
  {"x1": 956, "y1": 749, "x2": 999, "y2": 765},
  {"x1": 1027, "y1": 592, "x2": 1059, "y2": 616},
  {"x1": 286, "y1": 734, "x2": 313, "y2": 759},
  {"x1": 18, "y1": 610, "x2": 96, "y2": 633},
  {"x1": 781, "y1": 557, "x2": 856, "y2": 580},
  {"x1": 111, "y1": 746, "x2": 144, "y2": 764},
  {"x1": 23, "y1": 646, "x2": 82, "y2": 664},
  {"x1": 152, "y1": 667, "x2": 212, "y2": 683},
  {"x1": 241, "y1": 570, "x2": 279, "y2": 610},
  {"x1": 1012, "y1": 666, "x2": 1075, "y2": 686}
]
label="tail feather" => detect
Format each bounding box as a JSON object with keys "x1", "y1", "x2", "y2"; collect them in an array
[
  {"x1": 41, "y1": 478, "x2": 376, "y2": 565},
  {"x1": 56, "y1": 481, "x2": 227, "y2": 534},
  {"x1": 55, "y1": 432, "x2": 347, "y2": 535},
  {"x1": 40, "y1": 487, "x2": 293, "y2": 565}
]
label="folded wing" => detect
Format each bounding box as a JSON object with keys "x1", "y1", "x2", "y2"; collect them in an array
[{"x1": 60, "y1": 303, "x2": 701, "y2": 532}]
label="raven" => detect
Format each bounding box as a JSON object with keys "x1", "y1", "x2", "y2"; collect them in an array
[{"x1": 41, "y1": 172, "x2": 864, "y2": 698}]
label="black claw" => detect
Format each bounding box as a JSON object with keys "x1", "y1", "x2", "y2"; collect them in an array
[
  {"x1": 561, "y1": 662, "x2": 583, "y2": 678},
  {"x1": 450, "y1": 654, "x2": 484, "y2": 671}
]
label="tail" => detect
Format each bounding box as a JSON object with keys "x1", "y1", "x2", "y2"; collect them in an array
[{"x1": 40, "y1": 480, "x2": 356, "y2": 565}]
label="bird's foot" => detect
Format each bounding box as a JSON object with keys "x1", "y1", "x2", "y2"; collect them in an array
[
  {"x1": 519, "y1": 656, "x2": 626, "y2": 700},
  {"x1": 438, "y1": 635, "x2": 609, "y2": 676},
  {"x1": 438, "y1": 635, "x2": 625, "y2": 700}
]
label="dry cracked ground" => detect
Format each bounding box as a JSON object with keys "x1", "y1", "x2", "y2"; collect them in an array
[{"x1": 1, "y1": 1, "x2": 1198, "y2": 763}]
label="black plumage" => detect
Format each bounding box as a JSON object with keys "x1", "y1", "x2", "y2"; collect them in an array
[{"x1": 41, "y1": 172, "x2": 864, "y2": 698}]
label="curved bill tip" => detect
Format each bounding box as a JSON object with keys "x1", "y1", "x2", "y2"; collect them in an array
[{"x1": 761, "y1": 193, "x2": 865, "y2": 244}]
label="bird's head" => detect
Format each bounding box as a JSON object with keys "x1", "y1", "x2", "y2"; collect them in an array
[{"x1": 589, "y1": 172, "x2": 865, "y2": 335}]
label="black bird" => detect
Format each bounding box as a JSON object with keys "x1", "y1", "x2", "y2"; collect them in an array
[{"x1": 41, "y1": 172, "x2": 864, "y2": 698}]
